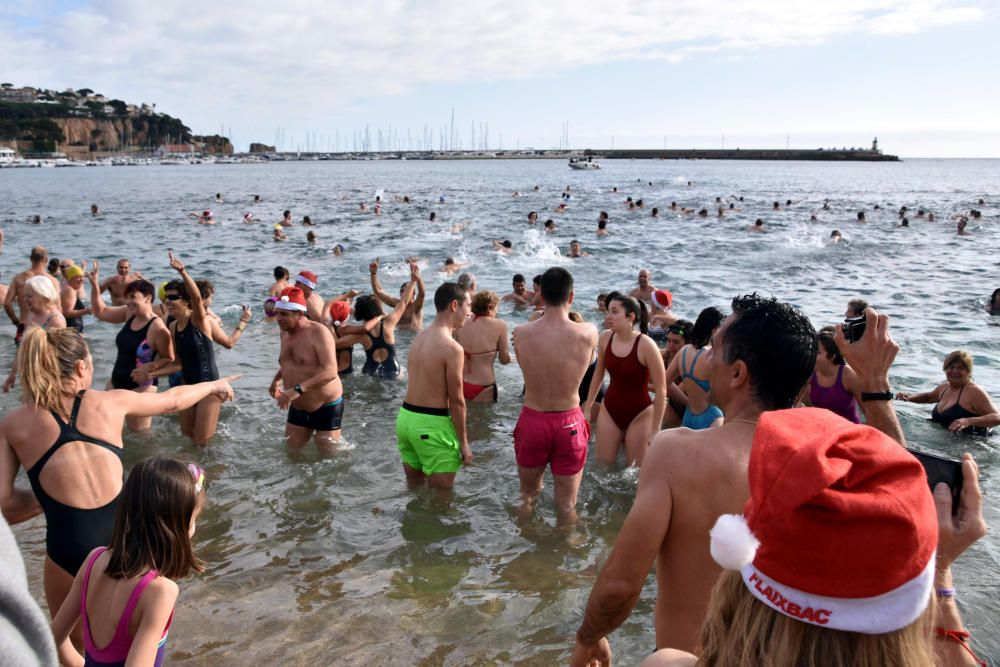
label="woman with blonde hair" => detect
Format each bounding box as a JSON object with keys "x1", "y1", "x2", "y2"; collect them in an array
[
  {"x1": 641, "y1": 408, "x2": 987, "y2": 667},
  {"x1": 897, "y1": 350, "x2": 1000, "y2": 435},
  {"x1": 3, "y1": 274, "x2": 67, "y2": 391},
  {"x1": 0, "y1": 328, "x2": 236, "y2": 646},
  {"x1": 454, "y1": 290, "x2": 511, "y2": 402}
]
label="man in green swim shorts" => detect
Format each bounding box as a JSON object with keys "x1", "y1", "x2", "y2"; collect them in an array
[{"x1": 396, "y1": 282, "x2": 473, "y2": 489}]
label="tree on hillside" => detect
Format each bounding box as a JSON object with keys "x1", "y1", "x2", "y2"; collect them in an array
[
  {"x1": 76, "y1": 88, "x2": 94, "y2": 96},
  {"x1": 109, "y1": 99, "x2": 127, "y2": 116},
  {"x1": 1, "y1": 83, "x2": 12, "y2": 89}
]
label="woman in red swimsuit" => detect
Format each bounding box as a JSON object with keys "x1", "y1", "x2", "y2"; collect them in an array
[
  {"x1": 454, "y1": 291, "x2": 511, "y2": 402},
  {"x1": 583, "y1": 293, "x2": 666, "y2": 467}
]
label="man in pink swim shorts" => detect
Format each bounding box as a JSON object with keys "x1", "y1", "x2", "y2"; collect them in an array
[{"x1": 512, "y1": 267, "x2": 599, "y2": 525}]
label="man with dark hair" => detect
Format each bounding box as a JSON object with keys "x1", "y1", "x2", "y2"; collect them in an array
[
  {"x1": 268, "y1": 266, "x2": 290, "y2": 297},
  {"x1": 571, "y1": 294, "x2": 822, "y2": 662},
  {"x1": 98, "y1": 258, "x2": 145, "y2": 306},
  {"x1": 396, "y1": 282, "x2": 472, "y2": 489},
  {"x1": 846, "y1": 298, "x2": 869, "y2": 318},
  {"x1": 502, "y1": 273, "x2": 532, "y2": 305},
  {"x1": 512, "y1": 267, "x2": 598, "y2": 523}
]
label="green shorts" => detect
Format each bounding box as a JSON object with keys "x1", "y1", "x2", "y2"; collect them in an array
[{"x1": 396, "y1": 403, "x2": 461, "y2": 475}]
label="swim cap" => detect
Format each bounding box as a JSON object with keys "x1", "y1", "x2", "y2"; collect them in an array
[
  {"x1": 329, "y1": 300, "x2": 350, "y2": 325},
  {"x1": 274, "y1": 224, "x2": 283, "y2": 230},
  {"x1": 158, "y1": 282, "x2": 168, "y2": 302},
  {"x1": 203, "y1": 210, "x2": 212, "y2": 217},
  {"x1": 244, "y1": 212, "x2": 253, "y2": 221},
  {"x1": 64, "y1": 265, "x2": 84, "y2": 280},
  {"x1": 333, "y1": 243, "x2": 345, "y2": 253}
]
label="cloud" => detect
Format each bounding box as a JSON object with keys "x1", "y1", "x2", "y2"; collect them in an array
[{"x1": 0, "y1": 0, "x2": 984, "y2": 142}]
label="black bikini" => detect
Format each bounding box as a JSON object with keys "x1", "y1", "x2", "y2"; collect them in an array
[
  {"x1": 931, "y1": 385, "x2": 989, "y2": 436},
  {"x1": 25, "y1": 391, "x2": 123, "y2": 574}
]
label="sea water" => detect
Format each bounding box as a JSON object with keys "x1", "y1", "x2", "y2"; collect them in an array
[{"x1": 1, "y1": 158, "x2": 998, "y2": 664}]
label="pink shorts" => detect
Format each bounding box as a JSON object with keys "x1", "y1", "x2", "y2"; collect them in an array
[{"x1": 514, "y1": 406, "x2": 590, "y2": 476}]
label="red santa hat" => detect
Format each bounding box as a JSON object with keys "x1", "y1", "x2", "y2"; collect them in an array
[
  {"x1": 274, "y1": 287, "x2": 307, "y2": 312},
  {"x1": 295, "y1": 271, "x2": 318, "y2": 290},
  {"x1": 329, "y1": 300, "x2": 350, "y2": 325},
  {"x1": 709, "y1": 408, "x2": 937, "y2": 634},
  {"x1": 652, "y1": 289, "x2": 673, "y2": 310}
]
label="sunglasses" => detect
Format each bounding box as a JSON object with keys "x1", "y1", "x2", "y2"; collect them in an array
[
  {"x1": 164, "y1": 294, "x2": 182, "y2": 301},
  {"x1": 187, "y1": 463, "x2": 206, "y2": 493}
]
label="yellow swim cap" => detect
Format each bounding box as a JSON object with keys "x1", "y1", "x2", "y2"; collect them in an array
[
  {"x1": 158, "y1": 281, "x2": 168, "y2": 302},
  {"x1": 64, "y1": 265, "x2": 84, "y2": 280}
]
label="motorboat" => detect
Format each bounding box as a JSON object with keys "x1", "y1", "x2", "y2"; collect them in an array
[{"x1": 569, "y1": 157, "x2": 601, "y2": 170}]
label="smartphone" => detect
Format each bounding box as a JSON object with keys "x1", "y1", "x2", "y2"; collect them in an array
[
  {"x1": 907, "y1": 448, "x2": 963, "y2": 514},
  {"x1": 843, "y1": 315, "x2": 866, "y2": 343}
]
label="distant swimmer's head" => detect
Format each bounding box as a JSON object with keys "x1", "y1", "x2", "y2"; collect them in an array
[
  {"x1": 457, "y1": 272, "x2": 477, "y2": 294},
  {"x1": 599, "y1": 211, "x2": 609, "y2": 221},
  {"x1": 978, "y1": 198, "x2": 985, "y2": 205},
  {"x1": 294, "y1": 271, "x2": 318, "y2": 295},
  {"x1": 569, "y1": 240, "x2": 582, "y2": 256},
  {"x1": 254, "y1": 195, "x2": 261, "y2": 202},
  {"x1": 846, "y1": 298, "x2": 868, "y2": 319},
  {"x1": 429, "y1": 212, "x2": 437, "y2": 222},
  {"x1": 90, "y1": 203, "x2": 99, "y2": 215},
  {"x1": 274, "y1": 266, "x2": 289, "y2": 281},
  {"x1": 544, "y1": 219, "x2": 556, "y2": 231},
  {"x1": 333, "y1": 243, "x2": 345, "y2": 256},
  {"x1": 754, "y1": 218, "x2": 764, "y2": 227},
  {"x1": 970, "y1": 209, "x2": 982, "y2": 219},
  {"x1": 306, "y1": 231, "x2": 317, "y2": 243},
  {"x1": 540, "y1": 267, "x2": 574, "y2": 307},
  {"x1": 670, "y1": 201, "x2": 677, "y2": 208},
  {"x1": 528, "y1": 211, "x2": 538, "y2": 223},
  {"x1": 243, "y1": 212, "x2": 254, "y2": 223},
  {"x1": 786, "y1": 199, "x2": 792, "y2": 206},
  {"x1": 444, "y1": 257, "x2": 455, "y2": 266},
  {"x1": 501, "y1": 240, "x2": 512, "y2": 249},
  {"x1": 434, "y1": 282, "x2": 471, "y2": 327},
  {"x1": 773, "y1": 201, "x2": 780, "y2": 209},
  {"x1": 596, "y1": 292, "x2": 608, "y2": 312},
  {"x1": 830, "y1": 229, "x2": 842, "y2": 242},
  {"x1": 698, "y1": 209, "x2": 708, "y2": 217},
  {"x1": 353, "y1": 294, "x2": 383, "y2": 321},
  {"x1": 651, "y1": 207, "x2": 659, "y2": 217},
  {"x1": 857, "y1": 211, "x2": 866, "y2": 221},
  {"x1": 900, "y1": 218, "x2": 909, "y2": 227},
  {"x1": 283, "y1": 210, "x2": 291, "y2": 219},
  {"x1": 202, "y1": 210, "x2": 212, "y2": 219},
  {"x1": 329, "y1": 300, "x2": 351, "y2": 326},
  {"x1": 989, "y1": 288, "x2": 1000, "y2": 311}
]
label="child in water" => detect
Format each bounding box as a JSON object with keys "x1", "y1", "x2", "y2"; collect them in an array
[{"x1": 52, "y1": 457, "x2": 207, "y2": 667}]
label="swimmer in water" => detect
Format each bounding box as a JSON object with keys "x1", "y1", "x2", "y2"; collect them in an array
[
  {"x1": 544, "y1": 219, "x2": 557, "y2": 233},
  {"x1": 857, "y1": 211, "x2": 866, "y2": 223},
  {"x1": 749, "y1": 218, "x2": 765, "y2": 232},
  {"x1": 268, "y1": 266, "x2": 290, "y2": 297},
  {"x1": 215, "y1": 193, "x2": 223, "y2": 202},
  {"x1": 429, "y1": 212, "x2": 437, "y2": 222},
  {"x1": 568, "y1": 240, "x2": 588, "y2": 258},
  {"x1": 90, "y1": 204, "x2": 99, "y2": 216},
  {"x1": 528, "y1": 211, "x2": 538, "y2": 225},
  {"x1": 243, "y1": 212, "x2": 254, "y2": 224},
  {"x1": 306, "y1": 231, "x2": 317, "y2": 244},
  {"x1": 596, "y1": 219, "x2": 609, "y2": 237},
  {"x1": 273, "y1": 225, "x2": 287, "y2": 241},
  {"x1": 333, "y1": 243, "x2": 345, "y2": 256},
  {"x1": 188, "y1": 210, "x2": 215, "y2": 225},
  {"x1": 502, "y1": 274, "x2": 532, "y2": 306},
  {"x1": 440, "y1": 257, "x2": 468, "y2": 275},
  {"x1": 492, "y1": 240, "x2": 513, "y2": 255},
  {"x1": 253, "y1": 194, "x2": 261, "y2": 203},
  {"x1": 829, "y1": 229, "x2": 843, "y2": 244},
  {"x1": 957, "y1": 218, "x2": 970, "y2": 235},
  {"x1": 302, "y1": 215, "x2": 314, "y2": 226}
]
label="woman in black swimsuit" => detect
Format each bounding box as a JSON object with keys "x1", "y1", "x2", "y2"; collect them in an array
[
  {"x1": 89, "y1": 263, "x2": 173, "y2": 431},
  {"x1": 0, "y1": 328, "x2": 235, "y2": 640},
  {"x1": 135, "y1": 252, "x2": 244, "y2": 445},
  {"x1": 339, "y1": 271, "x2": 416, "y2": 379},
  {"x1": 896, "y1": 350, "x2": 1000, "y2": 435}
]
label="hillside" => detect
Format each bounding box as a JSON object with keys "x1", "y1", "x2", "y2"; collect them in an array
[{"x1": 0, "y1": 85, "x2": 227, "y2": 156}]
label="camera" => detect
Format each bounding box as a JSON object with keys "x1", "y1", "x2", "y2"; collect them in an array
[{"x1": 842, "y1": 315, "x2": 866, "y2": 343}]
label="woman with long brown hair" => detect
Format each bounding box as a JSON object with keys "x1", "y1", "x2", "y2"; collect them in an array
[{"x1": 0, "y1": 327, "x2": 236, "y2": 641}]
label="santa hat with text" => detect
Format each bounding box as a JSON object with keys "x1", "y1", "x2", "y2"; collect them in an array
[{"x1": 709, "y1": 407, "x2": 937, "y2": 634}]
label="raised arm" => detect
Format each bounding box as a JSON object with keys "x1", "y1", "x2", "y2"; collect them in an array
[
  {"x1": 384, "y1": 279, "x2": 416, "y2": 328},
  {"x1": 208, "y1": 305, "x2": 251, "y2": 349},
  {"x1": 411, "y1": 263, "x2": 426, "y2": 312},
  {"x1": 107, "y1": 375, "x2": 238, "y2": 419},
  {"x1": 835, "y1": 307, "x2": 905, "y2": 445},
  {"x1": 168, "y1": 251, "x2": 210, "y2": 334},
  {"x1": 369, "y1": 259, "x2": 400, "y2": 307}
]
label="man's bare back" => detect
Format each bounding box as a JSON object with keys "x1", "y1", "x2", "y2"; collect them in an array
[
  {"x1": 514, "y1": 309, "x2": 597, "y2": 411},
  {"x1": 649, "y1": 425, "x2": 751, "y2": 651},
  {"x1": 406, "y1": 325, "x2": 462, "y2": 409}
]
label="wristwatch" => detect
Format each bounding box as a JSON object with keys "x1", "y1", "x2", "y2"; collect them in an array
[
  {"x1": 861, "y1": 391, "x2": 893, "y2": 401},
  {"x1": 293, "y1": 384, "x2": 304, "y2": 395}
]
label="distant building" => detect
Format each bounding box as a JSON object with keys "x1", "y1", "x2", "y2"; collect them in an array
[
  {"x1": 0, "y1": 87, "x2": 36, "y2": 103},
  {"x1": 155, "y1": 144, "x2": 196, "y2": 157}
]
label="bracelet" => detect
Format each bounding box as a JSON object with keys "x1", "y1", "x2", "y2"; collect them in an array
[
  {"x1": 861, "y1": 391, "x2": 893, "y2": 401},
  {"x1": 237, "y1": 322, "x2": 247, "y2": 331},
  {"x1": 936, "y1": 587, "x2": 956, "y2": 599},
  {"x1": 935, "y1": 628, "x2": 986, "y2": 666}
]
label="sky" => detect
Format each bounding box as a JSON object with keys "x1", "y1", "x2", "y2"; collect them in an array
[{"x1": 1, "y1": 0, "x2": 998, "y2": 157}]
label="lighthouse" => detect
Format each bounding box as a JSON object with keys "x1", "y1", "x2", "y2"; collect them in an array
[{"x1": 872, "y1": 137, "x2": 880, "y2": 153}]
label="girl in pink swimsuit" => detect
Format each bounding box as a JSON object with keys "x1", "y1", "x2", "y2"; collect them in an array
[{"x1": 52, "y1": 458, "x2": 207, "y2": 667}]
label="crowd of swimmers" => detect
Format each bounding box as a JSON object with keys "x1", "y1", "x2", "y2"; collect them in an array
[{"x1": 0, "y1": 185, "x2": 997, "y2": 665}]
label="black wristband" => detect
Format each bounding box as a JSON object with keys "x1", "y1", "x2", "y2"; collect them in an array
[
  {"x1": 294, "y1": 384, "x2": 304, "y2": 395},
  {"x1": 861, "y1": 391, "x2": 893, "y2": 401}
]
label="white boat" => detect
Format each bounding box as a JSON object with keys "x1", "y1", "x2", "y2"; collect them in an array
[
  {"x1": 0, "y1": 147, "x2": 17, "y2": 165},
  {"x1": 569, "y1": 157, "x2": 601, "y2": 170}
]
